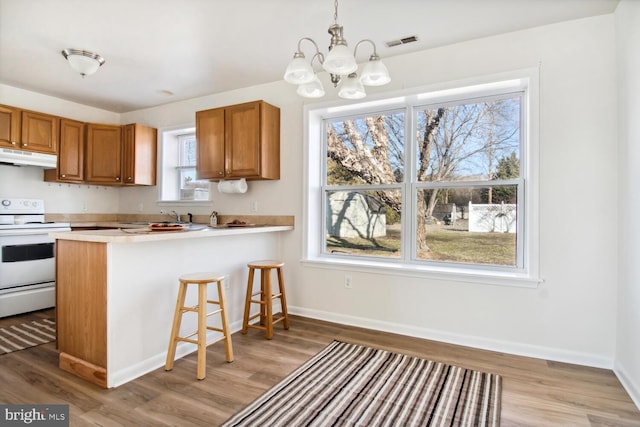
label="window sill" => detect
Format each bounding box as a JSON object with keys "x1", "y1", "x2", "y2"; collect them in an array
[
  {"x1": 301, "y1": 256, "x2": 542, "y2": 288},
  {"x1": 157, "y1": 200, "x2": 212, "y2": 207}
]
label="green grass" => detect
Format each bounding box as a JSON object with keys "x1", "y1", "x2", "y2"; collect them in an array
[
  {"x1": 326, "y1": 224, "x2": 516, "y2": 266},
  {"x1": 421, "y1": 230, "x2": 516, "y2": 265}
]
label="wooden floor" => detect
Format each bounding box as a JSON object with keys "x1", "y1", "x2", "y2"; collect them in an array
[{"x1": 1, "y1": 309, "x2": 639, "y2": 426}]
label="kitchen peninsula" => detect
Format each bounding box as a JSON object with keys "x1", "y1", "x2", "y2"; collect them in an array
[{"x1": 50, "y1": 223, "x2": 293, "y2": 388}]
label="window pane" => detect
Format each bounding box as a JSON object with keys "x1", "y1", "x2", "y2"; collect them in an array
[
  {"x1": 325, "y1": 190, "x2": 402, "y2": 258},
  {"x1": 180, "y1": 168, "x2": 209, "y2": 201},
  {"x1": 179, "y1": 136, "x2": 197, "y2": 167},
  {"x1": 416, "y1": 186, "x2": 517, "y2": 266},
  {"x1": 326, "y1": 112, "x2": 405, "y2": 185},
  {"x1": 416, "y1": 97, "x2": 520, "y2": 182}
]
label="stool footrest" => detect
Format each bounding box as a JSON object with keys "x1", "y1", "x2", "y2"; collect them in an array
[
  {"x1": 246, "y1": 323, "x2": 267, "y2": 332},
  {"x1": 248, "y1": 312, "x2": 261, "y2": 320},
  {"x1": 176, "y1": 337, "x2": 199, "y2": 345}
]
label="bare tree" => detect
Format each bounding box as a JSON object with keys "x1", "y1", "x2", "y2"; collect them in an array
[{"x1": 327, "y1": 98, "x2": 519, "y2": 251}]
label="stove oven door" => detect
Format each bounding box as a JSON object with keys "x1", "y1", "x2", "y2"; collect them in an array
[{"x1": 0, "y1": 231, "x2": 56, "y2": 293}]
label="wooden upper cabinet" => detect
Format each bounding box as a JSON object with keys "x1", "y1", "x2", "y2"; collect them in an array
[
  {"x1": 20, "y1": 110, "x2": 59, "y2": 154},
  {"x1": 122, "y1": 123, "x2": 157, "y2": 186},
  {"x1": 196, "y1": 100, "x2": 280, "y2": 181},
  {"x1": 85, "y1": 123, "x2": 122, "y2": 184},
  {"x1": 196, "y1": 107, "x2": 225, "y2": 180},
  {"x1": 57, "y1": 119, "x2": 85, "y2": 182},
  {"x1": 0, "y1": 104, "x2": 20, "y2": 148}
]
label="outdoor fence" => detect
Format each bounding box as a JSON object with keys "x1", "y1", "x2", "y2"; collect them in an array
[{"x1": 468, "y1": 201, "x2": 516, "y2": 233}]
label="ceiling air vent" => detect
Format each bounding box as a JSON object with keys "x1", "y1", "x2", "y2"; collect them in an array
[{"x1": 385, "y1": 35, "x2": 418, "y2": 48}]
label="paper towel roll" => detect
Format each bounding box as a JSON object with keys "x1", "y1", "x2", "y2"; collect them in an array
[{"x1": 217, "y1": 178, "x2": 248, "y2": 194}]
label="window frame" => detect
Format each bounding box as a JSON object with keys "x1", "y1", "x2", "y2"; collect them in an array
[
  {"x1": 157, "y1": 125, "x2": 213, "y2": 206},
  {"x1": 303, "y1": 68, "x2": 541, "y2": 288}
]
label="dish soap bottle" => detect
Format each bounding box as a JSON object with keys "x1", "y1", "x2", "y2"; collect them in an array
[{"x1": 209, "y1": 211, "x2": 218, "y2": 226}]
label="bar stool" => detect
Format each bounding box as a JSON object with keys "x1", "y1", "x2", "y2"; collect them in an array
[
  {"x1": 165, "y1": 272, "x2": 233, "y2": 380},
  {"x1": 242, "y1": 260, "x2": 289, "y2": 339}
]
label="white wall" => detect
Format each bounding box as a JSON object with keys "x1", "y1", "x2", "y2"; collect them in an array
[
  {"x1": 289, "y1": 15, "x2": 620, "y2": 369},
  {"x1": 0, "y1": 13, "x2": 627, "y2": 380},
  {"x1": 615, "y1": 0, "x2": 640, "y2": 408}
]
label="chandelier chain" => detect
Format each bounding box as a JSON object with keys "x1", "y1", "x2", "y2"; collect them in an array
[{"x1": 333, "y1": 0, "x2": 338, "y2": 23}]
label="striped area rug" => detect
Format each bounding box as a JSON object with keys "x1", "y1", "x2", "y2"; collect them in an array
[
  {"x1": 0, "y1": 318, "x2": 56, "y2": 355},
  {"x1": 222, "y1": 340, "x2": 501, "y2": 427}
]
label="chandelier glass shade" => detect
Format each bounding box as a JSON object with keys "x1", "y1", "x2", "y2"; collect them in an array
[
  {"x1": 61, "y1": 49, "x2": 105, "y2": 77},
  {"x1": 284, "y1": 0, "x2": 390, "y2": 99},
  {"x1": 297, "y1": 75, "x2": 326, "y2": 98}
]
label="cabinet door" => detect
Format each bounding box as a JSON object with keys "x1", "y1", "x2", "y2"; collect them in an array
[
  {"x1": 86, "y1": 124, "x2": 122, "y2": 184},
  {"x1": 225, "y1": 101, "x2": 261, "y2": 178},
  {"x1": 122, "y1": 124, "x2": 157, "y2": 186},
  {"x1": 20, "y1": 110, "x2": 59, "y2": 154},
  {"x1": 196, "y1": 107, "x2": 225, "y2": 180},
  {"x1": 58, "y1": 119, "x2": 85, "y2": 182},
  {"x1": 0, "y1": 104, "x2": 20, "y2": 148}
]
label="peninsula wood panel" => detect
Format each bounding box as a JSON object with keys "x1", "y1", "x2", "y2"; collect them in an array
[{"x1": 55, "y1": 240, "x2": 107, "y2": 370}]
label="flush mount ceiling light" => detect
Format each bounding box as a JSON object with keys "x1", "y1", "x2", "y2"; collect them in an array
[
  {"x1": 61, "y1": 49, "x2": 105, "y2": 77},
  {"x1": 283, "y1": 0, "x2": 390, "y2": 99}
]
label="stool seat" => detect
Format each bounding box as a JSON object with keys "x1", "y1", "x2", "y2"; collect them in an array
[
  {"x1": 247, "y1": 260, "x2": 285, "y2": 268},
  {"x1": 242, "y1": 260, "x2": 289, "y2": 339},
  {"x1": 165, "y1": 272, "x2": 233, "y2": 380},
  {"x1": 179, "y1": 272, "x2": 226, "y2": 283}
]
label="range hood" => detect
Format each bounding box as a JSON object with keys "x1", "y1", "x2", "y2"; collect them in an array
[{"x1": 0, "y1": 148, "x2": 57, "y2": 168}]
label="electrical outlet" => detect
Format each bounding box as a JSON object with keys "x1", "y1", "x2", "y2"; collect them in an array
[
  {"x1": 344, "y1": 275, "x2": 352, "y2": 289},
  {"x1": 81, "y1": 201, "x2": 88, "y2": 212},
  {"x1": 250, "y1": 200, "x2": 258, "y2": 212},
  {"x1": 224, "y1": 275, "x2": 230, "y2": 290}
]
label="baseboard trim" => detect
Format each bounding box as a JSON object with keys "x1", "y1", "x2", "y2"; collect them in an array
[
  {"x1": 110, "y1": 318, "x2": 245, "y2": 388},
  {"x1": 288, "y1": 306, "x2": 613, "y2": 369},
  {"x1": 614, "y1": 361, "x2": 640, "y2": 410}
]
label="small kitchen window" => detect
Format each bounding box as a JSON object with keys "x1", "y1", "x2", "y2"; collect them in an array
[{"x1": 159, "y1": 127, "x2": 211, "y2": 203}]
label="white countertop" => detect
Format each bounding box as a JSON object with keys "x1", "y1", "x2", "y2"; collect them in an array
[{"x1": 50, "y1": 224, "x2": 293, "y2": 243}]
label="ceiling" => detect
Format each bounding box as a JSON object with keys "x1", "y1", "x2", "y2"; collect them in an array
[{"x1": 0, "y1": 0, "x2": 619, "y2": 113}]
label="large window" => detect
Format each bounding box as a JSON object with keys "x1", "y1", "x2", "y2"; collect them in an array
[{"x1": 306, "y1": 72, "x2": 539, "y2": 285}]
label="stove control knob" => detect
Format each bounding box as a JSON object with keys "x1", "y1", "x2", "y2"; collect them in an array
[{"x1": 1, "y1": 199, "x2": 9, "y2": 207}]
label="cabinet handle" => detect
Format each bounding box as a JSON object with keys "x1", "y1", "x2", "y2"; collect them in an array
[
  {"x1": 22, "y1": 143, "x2": 28, "y2": 147},
  {"x1": 226, "y1": 169, "x2": 231, "y2": 175},
  {"x1": 127, "y1": 177, "x2": 132, "y2": 181},
  {"x1": 218, "y1": 171, "x2": 223, "y2": 176},
  {"x1": 115, "y1": 177, "x2": 121, "y2": 181},
  {"x1": 10, "y1": 141, "x2": 16, "y2": 145},
  {"x1": 61, "y1": 174, "x2": 66, "y2": 178}
]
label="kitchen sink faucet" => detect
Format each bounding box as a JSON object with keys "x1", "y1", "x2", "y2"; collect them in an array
[{"x1": 161, "y1": 210, "x2": 181, "y2": 222}]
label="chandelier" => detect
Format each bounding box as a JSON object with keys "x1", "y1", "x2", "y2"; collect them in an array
[{"x1": 283, "y1": 0, "x2": 390, "y2": 99}]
